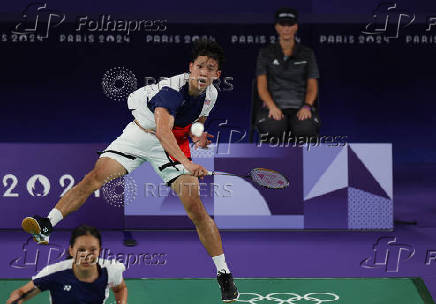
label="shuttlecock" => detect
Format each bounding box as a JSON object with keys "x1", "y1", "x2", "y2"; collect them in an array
[{"x1": 191, "y1": 122, "x2": 204, "y2": 137}]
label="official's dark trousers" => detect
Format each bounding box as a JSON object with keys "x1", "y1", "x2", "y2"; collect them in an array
[{"x1": 256, "y1": 107, "x2": 319, "y2": 143}]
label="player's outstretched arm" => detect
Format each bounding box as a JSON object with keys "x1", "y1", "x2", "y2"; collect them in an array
[
  {"x1": 154, "y1": 107, "x2": 208, "y2": 177},
  {"x1": 154, "y1": 107, "x2": 191, "y2": 165},
  {"x1": 111, "y1": 280, "x2": 128, "y2": 304},
  {"x1": 6, "y1": 281, "x2": 40, "y2": 303},
  {"x1": 196, "y1": 116, "x2": 208, "y2": 125}
]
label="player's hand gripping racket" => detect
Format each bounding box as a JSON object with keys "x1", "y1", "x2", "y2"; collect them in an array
[
  {"x1": 207, "y1": 168, "x2": 289, "y2": 189},
  {"x1": 11, "y1": 287, "x2": 36, "y2": 304}
]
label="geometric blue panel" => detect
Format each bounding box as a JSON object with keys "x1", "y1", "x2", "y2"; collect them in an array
[
  {"x1": 348, "y1": 187, "x2": 393, "y2": 229},
  {"x1": 304, "y1": 188, "x2": 348, "y2": 229},
  {"x1": 303, "y1": 145, "x2": 344, "y2": 198},
  {"x1": 305, "y1": 146, "x2": 348, "y2": 200},
  {"x1": 348, "y1": 146, "x2": 390, "y2": 199},
  {"x1": 349, "y1": 144, "x2": 393, "y2": 199}
]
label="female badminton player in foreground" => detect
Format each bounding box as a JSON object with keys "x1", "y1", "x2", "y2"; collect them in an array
[
  {"x1": 21, "y1": 39, "x2": 238, "y2": 302},
  {"x1": 7, "y1": 225, "x2": 127, "y2": 304}
]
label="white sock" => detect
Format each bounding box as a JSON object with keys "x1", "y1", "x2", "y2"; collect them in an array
[
  {"x1": 212, "y1": 254, "x2": 230, "y2": 274},
  {"x1": 47, "y1": 208, "x2": 63, "y2": 227}
]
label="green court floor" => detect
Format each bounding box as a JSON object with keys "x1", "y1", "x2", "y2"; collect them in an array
[{"x1": 1, "y1": 278, "x2": 434, "y2": 304}]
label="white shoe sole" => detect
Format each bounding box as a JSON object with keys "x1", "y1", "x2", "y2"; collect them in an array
[{"x1": 22, "y1": 217, "x2": 49, "y2": 245}]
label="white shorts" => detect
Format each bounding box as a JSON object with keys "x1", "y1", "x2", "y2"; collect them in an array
[{"x1": 99, "y1": 122, "x2": 187, "y2": 185}]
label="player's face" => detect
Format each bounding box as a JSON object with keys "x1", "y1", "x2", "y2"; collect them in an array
[
  {"x1": 275, "y1": 22, "x2": 298, "y2": 41},
  {"x1": 189, "y1": 56, "x2": 221, "y2": 92},
  {"x1": 69, "y1": 235, "x2": 101, "y2": 270}
]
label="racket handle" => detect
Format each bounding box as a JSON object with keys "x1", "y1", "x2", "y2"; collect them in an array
[
  {"x1": 182, "y1": 167, "x2": 214, "y2": 176},
  {"x1": 12, "y1": 287, "x2": 36, "y2": 303},
  {"x1": 11, "y1": 294, "x2": 23, "y2": 303},
  {"x1": 12, "y1": 292, "x2": 28, "y2": 303}
]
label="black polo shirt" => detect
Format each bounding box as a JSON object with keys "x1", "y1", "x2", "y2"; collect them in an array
[{"x1": 256, "y1": 41, "x2": 319, "y2": 109}]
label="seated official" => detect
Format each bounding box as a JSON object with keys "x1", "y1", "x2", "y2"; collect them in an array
[{"x1": 256, "y1": 8, "x2": 320, "y2": 143}]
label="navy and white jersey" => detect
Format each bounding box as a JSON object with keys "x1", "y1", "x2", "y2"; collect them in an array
[
  {"x1": 32, "y1": 259, "x2": 125, "y2": 304},
  {"x1": 128, "y1": 73, "x2": 218, "y2": 129}
]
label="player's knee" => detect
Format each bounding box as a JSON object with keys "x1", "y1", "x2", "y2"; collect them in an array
[
  {"x1": 185, "y1": 201, "x2": 208, "y2": 225},
  {"x1": 174, "y1": 179, "x2": 201, "y2": 199},
  {"x1": 83, "y1": 169, "x2": 106, "y2": 191}
]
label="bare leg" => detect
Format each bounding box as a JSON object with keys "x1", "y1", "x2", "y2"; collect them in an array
[
  {"x1": 55, "y1": 157, "x2": 127, "y2": 217},
  {"x1": 171, "y1": 175, "x2": 223, "y2": 257}
]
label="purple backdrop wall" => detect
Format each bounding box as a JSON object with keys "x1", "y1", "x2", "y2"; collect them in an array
[{"x1": 0, "y1": 143, "x2": 392, "y2": 230}]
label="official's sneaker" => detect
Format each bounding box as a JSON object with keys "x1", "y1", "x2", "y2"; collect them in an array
[
  {"x1": 217, "y1": 271, "x2": 239, "y2": 303},
  {"x1": 21, "y1": 215, "x2": 52, "y2": 245}
]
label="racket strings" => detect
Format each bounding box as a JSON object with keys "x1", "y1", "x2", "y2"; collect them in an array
[{"x1": 250, "y1": 168, "x2": 289, "y2": 189}]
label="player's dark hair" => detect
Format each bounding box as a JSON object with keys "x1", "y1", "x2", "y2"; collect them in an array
[
  {"x1": 191, "y1": 39, "x2": 225, "y2": 69},
  {"x1": 66, "y1": 224, "x2": 102, "y2": 259}
]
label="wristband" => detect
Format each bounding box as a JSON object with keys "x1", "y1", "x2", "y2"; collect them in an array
[{"x1": 303, "y1": 105, "x2": 311, "y2": 110}]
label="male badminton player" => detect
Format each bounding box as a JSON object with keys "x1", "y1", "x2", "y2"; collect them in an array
[
  {"x1": 7, "y1": 225, "x2": 127, "y2": 304},
  {"x1": 21, "y1": 39, "x2": 239, "y2": 302}
]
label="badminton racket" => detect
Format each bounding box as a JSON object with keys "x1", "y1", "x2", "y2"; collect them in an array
[{"x1": 207, "y1": 167, "x2": 289, "y2": 189}]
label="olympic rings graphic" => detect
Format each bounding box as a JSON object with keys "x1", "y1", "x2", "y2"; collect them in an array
[{"x1": 236, "y1": 292, "x2": 340, "y2": 304}]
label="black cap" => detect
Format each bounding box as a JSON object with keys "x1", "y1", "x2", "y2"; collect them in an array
[{"x1": 275, "y1": 8, "x2": 298, "y2": 25}]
